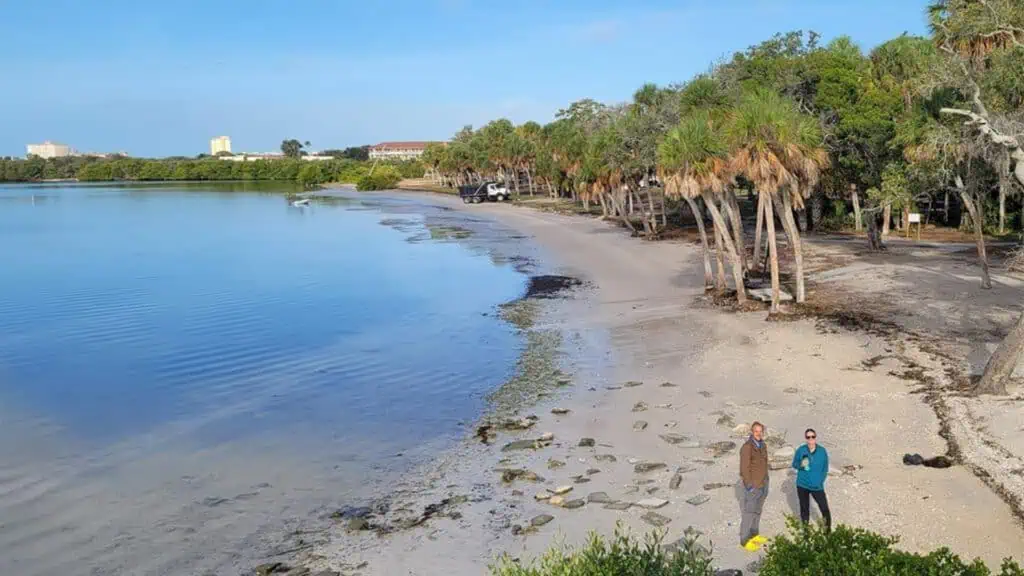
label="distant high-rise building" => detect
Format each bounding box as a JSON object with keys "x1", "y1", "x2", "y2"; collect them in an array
[
  {"x1": 210, "y1": 136, "x2": 232, "y2": 155},
  {"x1": 26, "y1": 141, "x2": 72, "y2": 159}
]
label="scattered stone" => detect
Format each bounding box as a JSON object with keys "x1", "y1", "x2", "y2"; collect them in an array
[
  {"x1": 624, "y1": 380, "x2": 644, "y2": 387},
  {"x1": 632, "y1": 401, "x2": 649, "y2": 412},
  {"x1": 732, "y1": 424, "x2": 751, "y2": 437},
  {"x1": 511, "y1": 524, "x2": 523, "y2": 536},
  {"x1": 500, "y1": 469, "x2": 542, "y2": 483},
  {"x1": 703, "y1": 483, "x2": 732, "y2": 491},
  {"x1": 659, "y1": 433, "x2": 689, "y2": 445},
  {"x1": 572, "y1": 475, "x2": 591, "y2": 484},
  {"x1": 698, "y1": 391, "x2": 712, "y2": 398},
  {"x1": 665, "y1": 421, "x2": 679, "y2": 428},
  {"x1": 346, "y1": 517, "x2": 370, "y2": 531},
  {"x1": 716, "y1": 414, "x2": 736, "y2": 428},
  {"x1": 636, "y1": 498, "x2": 669, "y2": 509},
  {"x1": 655, "y1": 403, "x2": 673, "y2": 409},
  {"x1": 634, "y1": 462, "x2": 667, "y2": 473},
  {"x1": 633, "y1": 420, "x2": 649, "y2": 431},
  {"x1": 255, "y1": 563, "x2": 286, "y2": 576},
  {"x1": 628, "y1": 457, "x2": 640, "y2": 464},
  {"x1": 551, "y1": 407, "x2": 571, "y2": 415},
  {"x1": 563, "y1": 499, "x2": 586, "y2": 509},
  {"x1": 548, "y1": 495, "x2": 565, "y2": 507},
  {"x1": 604, "y1": 501, "x2": 633, "y2": 510},
  {"x1": 646, "y1": 487, "x2": 660, "y2": 495},
  {"x1": 695, "y1": 459, "x2": 717, "y2": 466},
  {"x1": 547, "y1": 458, "x2": 566, "y2": 470},
  {"x1": 539, "y1": 432, "x2": 554, "y2": 442},
  {"x1": 586, "y1": 468, "x2": 601, "y2": 475},
  {"x1": 534, "y1": 492, "x2": 550, "y2": 501},
  {"x1": 707, "y1": 441, "x2": 737, "y2": 457},
  {"x1": 661, "y1": 381, "x2": 677, "y2": 387},
  {"x1": 774, "y1": 446, "x2": 796, "y2": 459},
  {"x1": 633, "y1": 479, "x2": 655, "y2": 485},
  {"x1": 746, "y1": 557, "x2": 765, "y2": 573},
  {"x1": 769, "y1": 459, "x2": 790, "y2": 471},
  {"x1": 641, "y1": 511, "x2": 671, "y2": 527},
  {"x1": 605, "y1": 386, "x2": 622, "y2": 390},
  {"x1": 530, "y1": 514, "x2": 554, "y2": 527},
  {"x1": 669, "y1": 473, "x2": 683, "y2": 490},
  {"x1": 578, "y1": 438, "x2": 596, "y2": 448},
  {"x1": 687, "y1": 494, "x2": 711, "y2": 506},
  {"x1": 550, "y1": 485, "x2": 573, "y2": 496},
  {"x1": 765, "y1": 434, "x2": 787, "y2": 449},
  {"x1": 502, "y1": 438, "x2": 549, "y2": 452},
  {"x1": 312, "y1": 571, "x2": 341, "y2": 576},
  {"x1": 595, "y1": 454, "x2": 617, "y2": 462},
  {"x1": 784, "y1": 387, "x2": 799, "y2": 394},
  {"x1": 511, "y1": 489, "x2": 524, "y2": 496},
  {"x1": 624, "y1": 486, "x2": 640, "y2": 494},
  {"x1": 802, "y1": 398, "x2": 816, "y2": 406},
  {"x1": 587, "y1": 492, "x2": 613, "y2": 504}
]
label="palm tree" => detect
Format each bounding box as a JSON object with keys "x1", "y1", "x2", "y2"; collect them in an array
[
  {"x1": 728, "y1": 89, "x2": 804, "y2": 312},
  {"x1": 658, "y1": 110, "x2": 746, "y2": 303}
]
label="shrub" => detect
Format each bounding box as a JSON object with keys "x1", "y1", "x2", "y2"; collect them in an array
[
  {"x1": 296, "y1": 163, "x2": 325, "y2": 189},
  {"x1": 356, "y1": 165, "x2": 402, "y2": 191},
  {"x1": 492, "y1": 520, "x2": 1024, "y2": 576},
  {"x1": 489, "y1": 525, "x2": 715, "y2": 576},
  {"x1": 759, "y1": 518, "x2": 1024, "y2": 576}
]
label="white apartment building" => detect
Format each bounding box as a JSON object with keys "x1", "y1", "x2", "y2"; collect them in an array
[
  {"x1": 210, "y1": 136, "x2": 232, "y2": 155},
  {"x1": 26, "y1": 141, "x2": 72, "y2": 159},
  {"x1": 368, "y1": 141, "x2": 434, "y2": 161}
]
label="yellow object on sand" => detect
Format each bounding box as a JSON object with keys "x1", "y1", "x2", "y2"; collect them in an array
[
  {"x1": 743, "y1": 539, "x2": 762, "y2": 552},
  {"x1": 752, "y1": 535, "x2": 769, "y2": 545}
]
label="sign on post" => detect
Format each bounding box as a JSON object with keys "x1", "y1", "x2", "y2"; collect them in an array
[{"x1": 908, "y1": 213, "x2": 922, "y2": 240}]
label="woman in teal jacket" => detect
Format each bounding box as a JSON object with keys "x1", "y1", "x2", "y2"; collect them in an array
[{"x1": 791, "y1": 428, "x2": 831, "y2": 531}]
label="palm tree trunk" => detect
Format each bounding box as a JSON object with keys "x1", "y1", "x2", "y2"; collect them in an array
[
  {"x1": 764, "y1": 191, "x2": 781, "y2": 313},
  {"x1": 882, "y1": 204, "x2": 891, "y2": 237},
  {"x1": 753, "y1": 190, "x2": 766, "y2": 272},
  {"x1": 704, "y1": 192, "x2": 747, "y2": 303},
  {"x1": 777, "y1": 193, "x2": 807, "y2": 303},
  {"x1": 977, "y1": 311, "x2": 1024, "y2": 395},
  {"x1": 851, "y1": 185, "x2": 862, "y2": 231},
  {"x1": 645, "y1": 187, "x2": 658, "y2": 234},
  {"x1": 713, "y1": 220, "x2": 727, "y2": 291},
  {"x1": 723, "y1": 189, "x2": 747, "y2": 272},
  {"x1": 685, "y1": 196, "x2": 714, "y2": 289},
  {"x1": 526, "y1": 168, "x2": 534, "y2": 196},
  {"x1": 956, "y1": 175, "x2": 992, "y2": 289}
]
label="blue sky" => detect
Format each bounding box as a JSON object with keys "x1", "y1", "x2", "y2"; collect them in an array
[{"x1": 0, "y1": 0, "x2": 930, "y2": 158}]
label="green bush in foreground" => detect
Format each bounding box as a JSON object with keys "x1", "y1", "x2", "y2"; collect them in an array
[
  {"x1": 492, "y1": 520, "x2": 1024, "y2": 576},
  {"x1": 356, "y1": 166, "x2": 402, "y2": 191},
  {"x1": 490, "y1": 526, "x2": 714, "y2": 576}
]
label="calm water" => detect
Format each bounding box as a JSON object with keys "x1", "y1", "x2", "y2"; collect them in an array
[{"x1": 0, "y1": 182, "x2": 533, "y2": 575}]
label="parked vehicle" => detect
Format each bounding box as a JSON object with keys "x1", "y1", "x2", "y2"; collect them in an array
[{"x1": 459, "y1": 181, "x2": 508, "y2": 204}]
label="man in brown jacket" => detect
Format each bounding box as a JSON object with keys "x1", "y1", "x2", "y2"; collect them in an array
[{"x1": 739, "y1": 421, "x2": 769, "y2": 549}]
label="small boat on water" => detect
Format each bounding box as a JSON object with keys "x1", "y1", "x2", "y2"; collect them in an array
[{"x1": 291, "y1": 198, "x2": 311, "y2": 207}]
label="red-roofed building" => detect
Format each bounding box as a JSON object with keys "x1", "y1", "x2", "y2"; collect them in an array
[{"x1": 368, "y1": 141, "x2": 436, "y2": 161}]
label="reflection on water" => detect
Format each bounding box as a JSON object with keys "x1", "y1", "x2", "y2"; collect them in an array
[{"x1": 0, "y1": 183, "x2": 536, "y2": 575}]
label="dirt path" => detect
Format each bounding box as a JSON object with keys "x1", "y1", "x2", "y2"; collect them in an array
[{"x1": 301, "y1": 196, "x2": 1024, "y2": 574}]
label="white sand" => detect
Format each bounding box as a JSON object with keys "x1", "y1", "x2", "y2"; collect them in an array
[{"x1": 302, "y1": 197, "x2": 1024, "y2": 574}]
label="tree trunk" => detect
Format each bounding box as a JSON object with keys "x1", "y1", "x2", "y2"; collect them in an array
[
  {"x1": 866, "y1": 207, "x2": 885, "y2": 251},
  {"x1": 999, "y1": 150, "x2": 1010, "y2": 234},
  {"x1": 526, "y1": 168, "x2": 534, "y2": 196},
  {"x1": 753, "y1": 190, "x2": 766, "y2": 272},
  {"x1": 599, "y1": 193, "x2": 609, "y2": 218},
  {"x1": 722, "y1": 190, "x2": 748, "y2": 273},
  {"x1": 777, "y1": 193, "x2": 807, "y2": 303},
  {"x1": 703, "y1": 192, "x2": 747, "y2": 304},
  {"x1": 956, "y1": 175, "x2": 992, "y2": 289},
  {"x1": 851, "y1": 185, "x2": 862, "y2": 231},
  {"x1": 685, "y1": 196, "x2": 714, "y2": 289},
  {"x1": 764, "y1": 191, "x2": 782, "y2": 313},
  {"x1": 645, "y1": 187, "x2": 658, "y2": 235},
  {"x1": 944, "y1": 189, "x2": 950, "y2": 224},
  {"x1": 713, "y1": 220, "x2": 727, "y2": 292},
  {"x1": 882, "y1": 204, "x2": 891, "y2": 237},
  {"x1": 976, "y1": 311, "x2": 1024, "y2": 395},
  {"x1": 810, "y1": 190, "x2": 824, "y2": 231}
]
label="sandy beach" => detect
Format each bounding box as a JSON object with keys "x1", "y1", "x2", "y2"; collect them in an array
[{"x1": 296, "y1": 193, "x2": 1024, "y2": 575}]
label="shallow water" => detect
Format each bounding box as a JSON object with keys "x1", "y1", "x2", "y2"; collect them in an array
[{"x1": 0, "y1": 183, "x2": 535, "y2": 575}]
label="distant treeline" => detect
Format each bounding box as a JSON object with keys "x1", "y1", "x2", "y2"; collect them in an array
[{"x1": 0, "y1": 155, "x2": 424, "y2": 188}]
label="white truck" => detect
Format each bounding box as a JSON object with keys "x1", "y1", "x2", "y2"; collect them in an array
[{"x1": 459, "y1": 181, "x2": 509, "y2": 203}]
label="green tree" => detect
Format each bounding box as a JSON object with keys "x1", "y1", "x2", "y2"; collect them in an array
[{"x1": 280, "y1": 139, "x2": 307, "y2": 158}]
